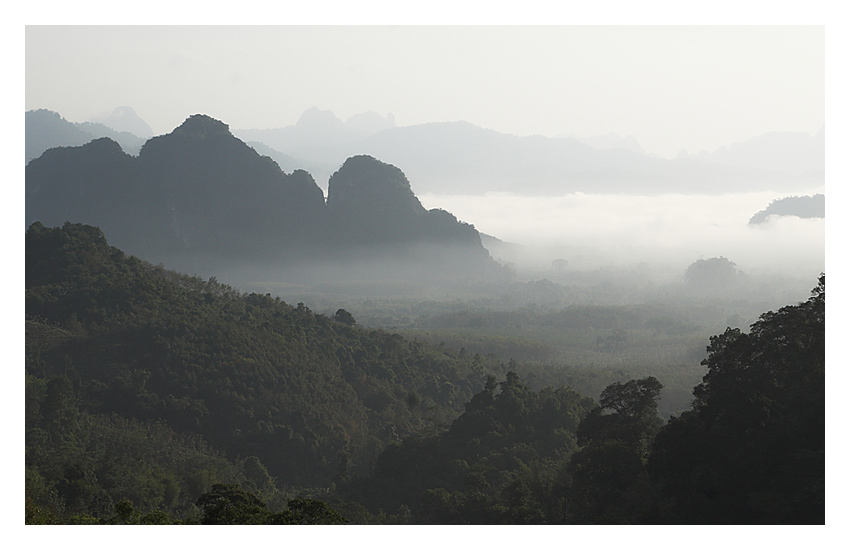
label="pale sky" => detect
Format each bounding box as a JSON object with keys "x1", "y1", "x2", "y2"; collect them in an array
[{"x1": 25, "y1": 24, "x2": 824, "y2": 159}]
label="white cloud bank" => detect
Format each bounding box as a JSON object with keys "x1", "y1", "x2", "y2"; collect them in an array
[{"x1": 420, "y1": 190, "x2": 825, "y2": 279}]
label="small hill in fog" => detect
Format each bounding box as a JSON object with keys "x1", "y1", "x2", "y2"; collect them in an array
[{"x1": 749, "y1": 194, "x2": 825, "y2": 225}]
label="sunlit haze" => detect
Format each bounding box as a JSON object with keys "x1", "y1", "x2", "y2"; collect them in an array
[
  {"x1": 26, "y1": 25, "x2": 823, "y2": 159},
  {"x1": 22, "y1": 22, "x2": 828, "y2": 287}
]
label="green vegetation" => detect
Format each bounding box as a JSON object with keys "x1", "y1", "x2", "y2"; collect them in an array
[
  {"x1": 336, "y1": 372, "x2": 595, "y2": 523},
  {"x1": 25, "y1": 223, "x2": 824, "y2": 524},
  {"x1": 648, "y1": 275, "x2": 825, "y2": 523},
  {"x1": 25, "y1": 222, "x2": 507, "y2": 522}
]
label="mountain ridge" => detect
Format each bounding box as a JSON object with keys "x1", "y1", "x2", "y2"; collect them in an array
[
  {"x1": 26, "y1": 114, "x2": 500, "y2": 286},
  {"x1": 28, "y1": 107, "x2": 824, "y2": 196}
]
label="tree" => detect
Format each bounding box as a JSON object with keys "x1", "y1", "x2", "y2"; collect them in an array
[
  {"x1": 577, "y1": 377, "x2": 663, "y2": 456},
  {"x1": 333, "y1": 308, "x2": 356, "y2": 327},
  {"x1": 195, "y1": 484, "x2": 269, "y2": 525},
  {"x1": 269, "y1": 498, "x2": 349, "y2": 525},
  {"x1": 684, "y1": 256, "x2": 745, "y2": 290},
  {"x1": 648, "y1": 275, "x2": 825, "y2": 524},
  {"x1": 567, "y1": 377, "x2": 663, "y2": 523}
]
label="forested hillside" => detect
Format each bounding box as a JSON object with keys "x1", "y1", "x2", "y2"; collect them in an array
[
  {"x1": 25, "y1": 223, "x2": 824, "y2": 524},
  {"x1": 25, "y1": 222, "x2": 509, "y2": 522}
]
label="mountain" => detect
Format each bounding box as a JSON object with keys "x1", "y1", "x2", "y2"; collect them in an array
[
  {"x1": 234, "y1": 108, "x2": 823, "y2": 195},
  {"x1": 25, "y1": 221, "x2": 505, "y2": 494},
  {"x1": 26, "y1": 109, "x2": 147, "y2": 162},
  {"x1": 25, "y1": 109, "x2": 93, "y2": 162},
  {"x1": 26, "y1": 114, "x2": 498, "y2": 285},
  {"x1": 90, "y1": 106, "x2": 154, "y2": 138},
  {"x1": 233, "y1": 108, "x2": 398, "y2": 188},
  {"x1": 30, "y1": 107, "x2": 823, "y2": 195},
  {"x1": 244, "y1": 140, "x2": 303, "y2": 174},
  {"x1": 693, "y1": 127, "x2": 824, "y2": 180},
  {"x1": 749, "y1": 193, "x2": 825, "y2": 225},
  {"x1": 234, "y1": 107, "x2": 396, "y2": 153}
]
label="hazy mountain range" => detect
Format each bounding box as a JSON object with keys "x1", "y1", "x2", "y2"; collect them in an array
[
  {"x1": 28, "y1": 107, "x2": 824, "y2": 197},
  {"x1": 26, "y1": 114, "x2": 500, "y2": 286},
  {"x1": 232, "y1": 108, "x2": 823, "y2": 195},
  {"x1": 25, "y1": 108, "x2": 149, "y2": 162}
]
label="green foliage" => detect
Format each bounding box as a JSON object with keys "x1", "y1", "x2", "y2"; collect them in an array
[
  {"x1": 648, "y1": 275, "x2": 825, "y2": 524},
  {"x1": 24, "y1": 221, "x2": 824, "y2": 525},
  {"x1": 565, "y1": 376, "x2": 663, "y2": 523},
  {"x1": 25, "y1": 222, "x2": 504, "y2": 520},
  {"x1": 334, "y1": 308, "x2": 357, "y2": 326},
  {"x1": 270, "y1": 498, "x2": 349, "y2": 525},
  {"x1": 338, "y1": 373, "x2": 593, "y2": 523},
  {"x1": 195, "y1": 484, "x2": 348, "y2": 525},
  {"x1": 196, "y1": 484, "x2": 269, "y2": 525},
  {"x1": 578, "y1": 377, "x2": 664, "y2": 455}
]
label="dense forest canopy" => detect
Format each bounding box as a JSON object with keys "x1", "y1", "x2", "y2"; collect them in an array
[
  {"x1": 25, "y1": 222, "x2": 511, "y2": 521},
  {"x1": 25, "y1": 222, "x2": 824, "y2": 524}
]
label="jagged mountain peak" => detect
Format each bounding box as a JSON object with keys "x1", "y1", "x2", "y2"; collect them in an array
[
  {"x1": 296, "y1": 107, "x2": 345, "y2": 130},
  {"x1": 93, "y1": 106, "x2": 154, "y2": 138},
  {"x1": 327, "y1": 155, "x2": 423, "y2": 214},
  {"x1": 172, "y1": 114, "x2": 232, "y2": 138}
]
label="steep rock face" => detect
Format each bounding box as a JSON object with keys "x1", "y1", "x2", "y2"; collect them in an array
[
  {"x1": 136, "y1": 115, "x2": 326, "y2": 257},
  {"x1": 27, "y1": 115, "x2": 498, "y2": 282},
  {"x1": 326, "y1": 155, "x2": 484, "y2": 249},
  {"x1": 27, "y1": 114, "x2": 327, "y2": 266},
  {"x1": 327, "y1": 155, "x2": 426, "y2": 245},
  {"x1": 25, "y1": 137, "x2": 139, "y2": 247},
  {"x1": 324, "y1": 155, "x2": 492, "y2": 274}
]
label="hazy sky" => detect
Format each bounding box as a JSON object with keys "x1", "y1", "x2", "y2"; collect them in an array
[{"x1": 25, "y1": 25, "x2": 824, "y2": 159}]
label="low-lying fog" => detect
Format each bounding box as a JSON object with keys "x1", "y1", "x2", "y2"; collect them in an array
[{"x1": 420, "y1": 189, "x2": 825, "y2": 282}]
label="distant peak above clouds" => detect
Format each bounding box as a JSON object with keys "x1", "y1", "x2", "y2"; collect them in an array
[
  {"x1": 91, "y1": 106, "x2": 154, "y2": 138},
  {"x1": 689, "y1": 128, "x2": 824, "y2": 176},
  {"x1": 296, "y1": 106, "x2": 346, "y2": 131},
  {"x1": 294, "y1": 107, "x2": 396, "y2": 137}
]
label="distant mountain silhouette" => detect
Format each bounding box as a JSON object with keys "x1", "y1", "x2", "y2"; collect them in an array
[
  {"x1": 235, "y1": 107, "x2": 397, "y2": 152},
  {"x1": 26, "y1": 114, "x2": 498, "y2": 283},
  {"x1": 91, "y1": 106, "x2": 154, "y2": 138},
  {"x1": 233, "y1": 108, "x2": 823, "y2": 195},
  {"x1": 31, "y1": 107, "x2": 823, "y2": 196},
  {"x1": 26, "y1": 109, "x2": 147, "y2": 162},
  {"x1": 692, "y1": 127, "x2": 824, "y2": 180},
  {"x1": 234, "y1": 108, "x2": 398, "y2": 189},
  {"x1": 749, "y1": 194, "x2": 825, "y2": 224},
  {"x1": 325, "y1": 155, "x2": 489, "y2": 266}
]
